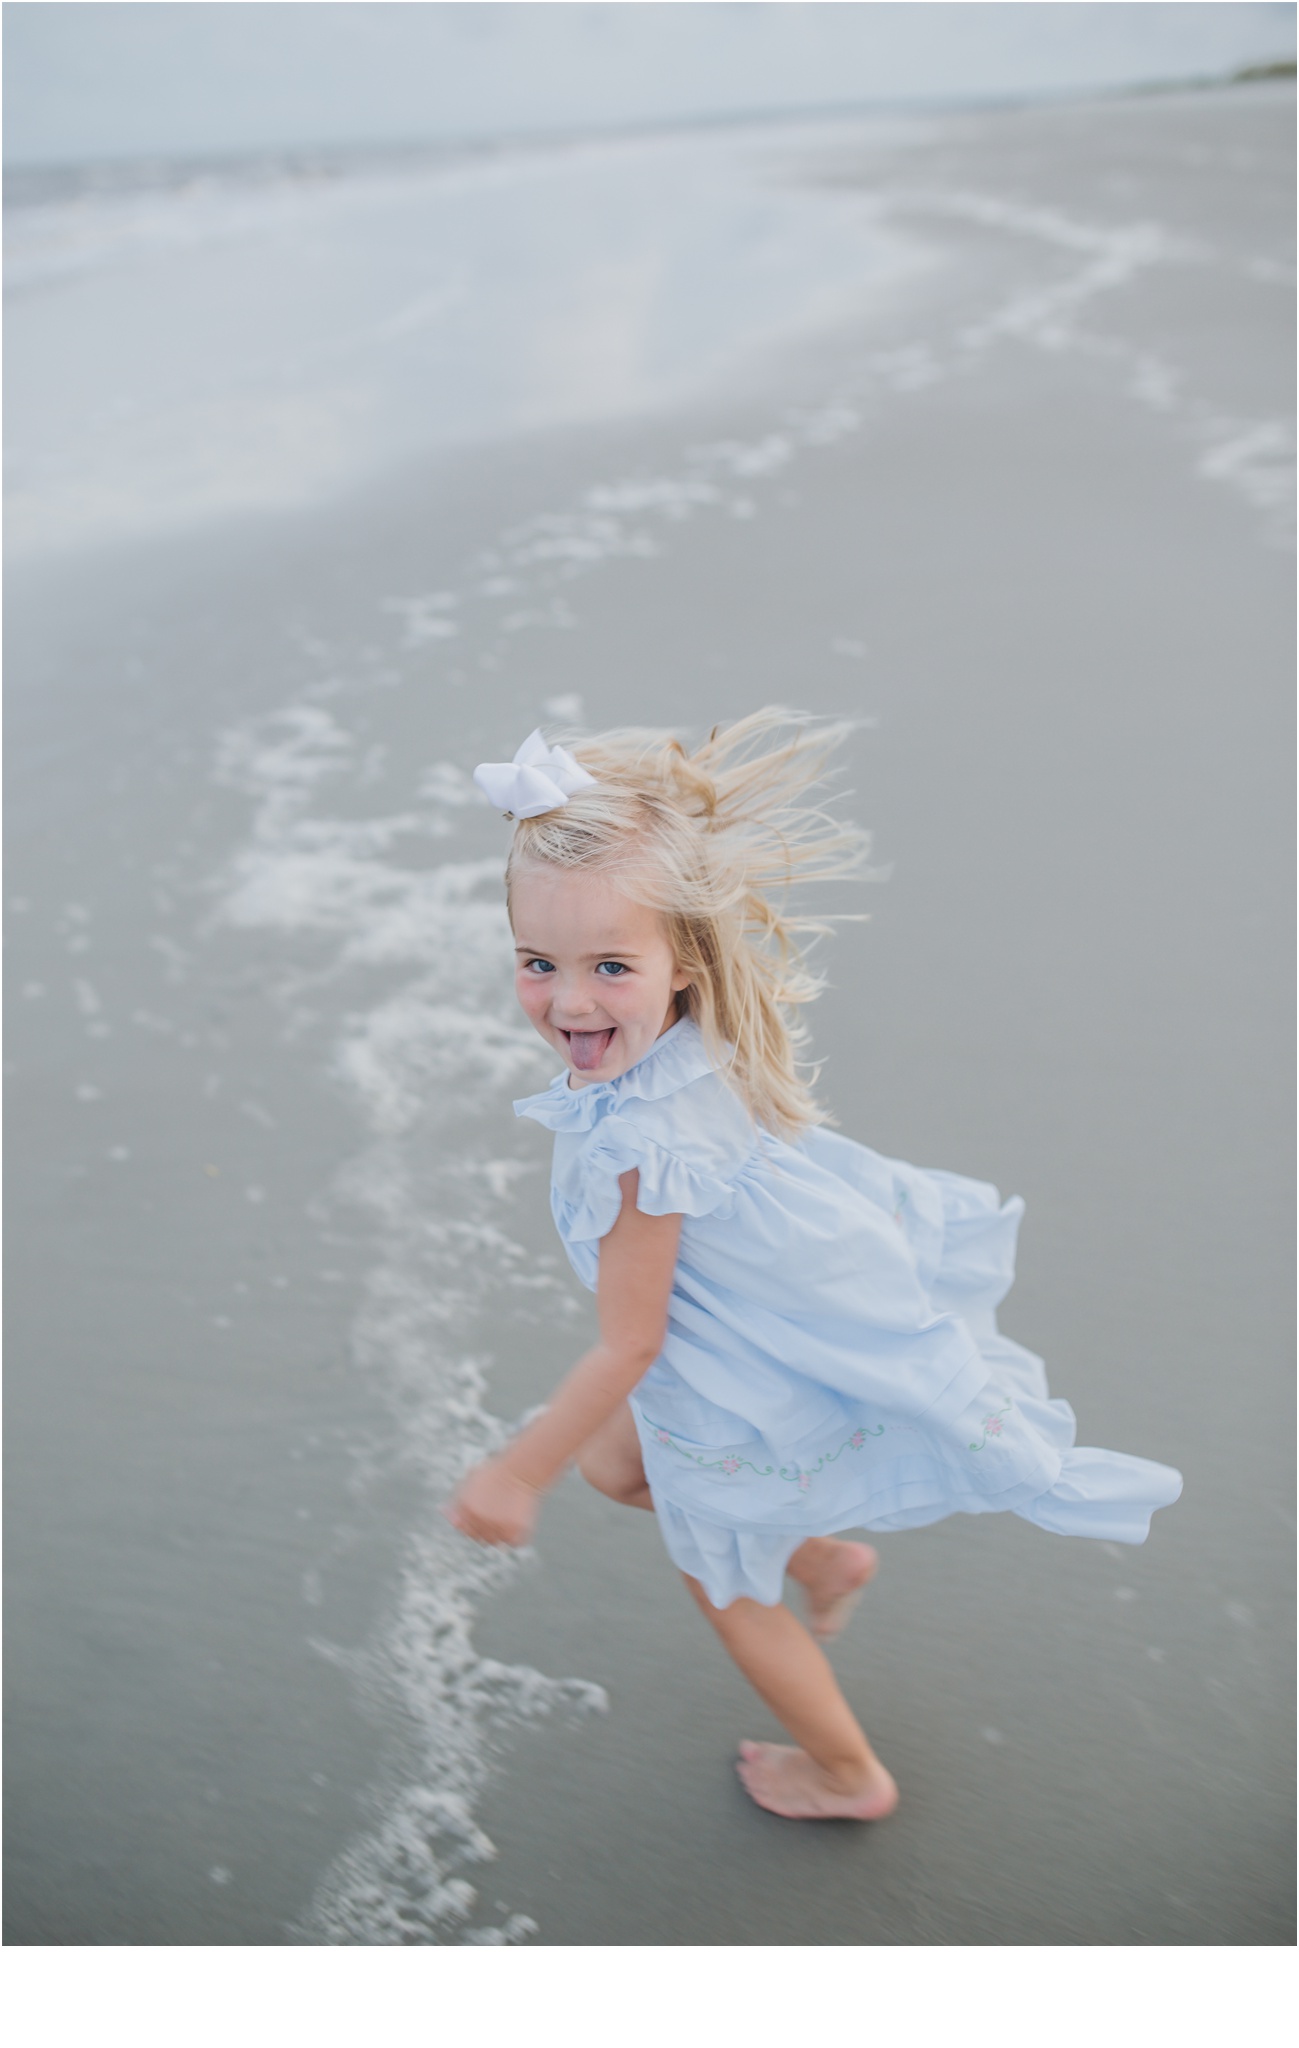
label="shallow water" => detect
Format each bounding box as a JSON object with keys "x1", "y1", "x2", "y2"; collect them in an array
[{"x1": 5, "y1": 119, "x2": 933, "y2": 563}]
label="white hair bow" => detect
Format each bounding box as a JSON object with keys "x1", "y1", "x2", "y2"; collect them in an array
[{"x1": 473, "y1": 729, "x2": 597, "y2": 819}]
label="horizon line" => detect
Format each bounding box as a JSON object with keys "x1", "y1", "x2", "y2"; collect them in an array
[{"x1": 5, "y1": 55, "x2": 1293, "y2": 181}]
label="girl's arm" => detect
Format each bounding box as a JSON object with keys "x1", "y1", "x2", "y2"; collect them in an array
[{"x1": 445, "y1": 1169, "x2": 681, "y2": 1546}]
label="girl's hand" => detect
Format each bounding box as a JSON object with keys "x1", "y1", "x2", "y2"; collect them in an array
[{"x1": 445, "y1": 1457, "x2": 540, "y2": 1548}]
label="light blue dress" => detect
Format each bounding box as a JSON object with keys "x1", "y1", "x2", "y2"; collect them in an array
[{"x1": 515, "y1": 1018, "x2": 1183, "y2": 1609}]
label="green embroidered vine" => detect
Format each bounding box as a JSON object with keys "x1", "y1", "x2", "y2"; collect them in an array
[{"x1": 647, "y1": 1420, "x2": 885, "y2": 1493}]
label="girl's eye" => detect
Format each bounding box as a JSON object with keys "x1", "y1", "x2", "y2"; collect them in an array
[
  {"x1": 595, "y1": 961, "x2": 629, "y2": 977},
  {"x1": 524, "y1": 958, "x2": 555, "y2": 974}
]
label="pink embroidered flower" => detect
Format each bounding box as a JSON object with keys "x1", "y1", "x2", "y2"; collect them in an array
[
  {"x1": 984, "y1": 1416, "x2": 1004, "y2": 1437},
  {"x1": 849, "y1": 1430, "x2": 867, "y2": 1450},
  {"x1": 655, "y1": 1429, "x2": 672, "y2": 1446},
  {"x1": 720, "y1": 1456, "x2": 742, "y2": 1475},
  {"x1": 797, "y1": 1472, "x2": 812, "y2": 1492}
]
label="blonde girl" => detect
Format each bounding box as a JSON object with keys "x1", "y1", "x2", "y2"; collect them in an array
[{"x1": 448, "y1": 711, "x2": 1181, "y2": 1819}]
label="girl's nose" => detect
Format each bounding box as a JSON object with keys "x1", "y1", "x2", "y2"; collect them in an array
[{"x1": 552, "y1": 980, "x2": 603, "y2": 1022}]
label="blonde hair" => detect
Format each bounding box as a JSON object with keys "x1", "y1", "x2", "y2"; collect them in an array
[{"x1": 505, "y1": 708, "x2": 869, "y2": 1139}]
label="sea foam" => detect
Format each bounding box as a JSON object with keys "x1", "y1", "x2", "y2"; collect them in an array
[{"x1": 213, "y1": 701, "x2": 604, "y2": 1945}]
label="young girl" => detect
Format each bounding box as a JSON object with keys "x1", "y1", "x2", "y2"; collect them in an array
[{"x1": 448, "y1": 711, "x2": 1182, "y2": 1821}]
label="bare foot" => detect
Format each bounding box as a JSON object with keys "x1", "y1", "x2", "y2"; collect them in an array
[
  {"x1": 736, "y1": 1740, "x2": 898, "y2": 1821},
  {"x1": 789, "y1": 1540, "x2": 879, "y2": 1642}
]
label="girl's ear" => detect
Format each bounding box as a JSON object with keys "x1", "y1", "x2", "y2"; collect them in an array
[{"x1": 671, "y1": 966, "x2": 692, "y2": 993}]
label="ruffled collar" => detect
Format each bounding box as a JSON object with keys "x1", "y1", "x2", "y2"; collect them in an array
[{"x1": 514, "y1": 1017, "x2": 718, "y2": 1132}]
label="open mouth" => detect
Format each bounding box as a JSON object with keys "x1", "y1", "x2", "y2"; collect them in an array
[{"x1": 562, "y1": 1027, "x2": 615, "y2": 1072}]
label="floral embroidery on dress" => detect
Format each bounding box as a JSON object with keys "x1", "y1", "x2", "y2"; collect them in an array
[
  {"x1": 891, "y1": 1186, "x2": 910, "y2": 1227},
  {"x1": 644, "y1": 1417, "x2": 885, "y2": 1491},
  {"x1": 968, "y1": 1401, "x2": 1013, "y2": 1451}
]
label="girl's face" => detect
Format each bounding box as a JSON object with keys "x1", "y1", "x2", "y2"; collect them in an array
[{"x1": 511, "y1": 864, "x2": 690, "y2": 1088}]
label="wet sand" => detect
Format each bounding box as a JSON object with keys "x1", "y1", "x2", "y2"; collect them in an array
[{"x1": 5, "y1": 83, "x2": 1293, "y2": 1944}]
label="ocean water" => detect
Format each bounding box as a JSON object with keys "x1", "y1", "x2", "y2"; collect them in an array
[
  {"x1": 8, "y1": 106, "x2": 1289, "y2": 569},
  {"x1": 4, "y1": 118, "x2": 934, "y2": 563},
  {"x1": 7, "y1": 89, "x2": 1293, "y2": 1945}
]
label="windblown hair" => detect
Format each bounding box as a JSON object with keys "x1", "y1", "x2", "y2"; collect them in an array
[{"x1": 505, "y1": 708, "x2": 870, "y2": 1139}]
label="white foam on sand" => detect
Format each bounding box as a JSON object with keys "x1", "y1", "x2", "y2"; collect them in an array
[
  {"x1": 914, "y1": 185, "x2": 1294, "y2": 546},
  {"x1": 444, "y1": 181, "x2": 1290, "y2": 627},
  {"x1": 213, "y1": 703, "x2": 605, "y2": 1946}
]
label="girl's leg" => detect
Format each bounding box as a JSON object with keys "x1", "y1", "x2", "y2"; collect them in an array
[
  {"x1": 579, "y1": 1409, "x2": 891, "y2": 1815},
  {"x1": 785, "y1": 1536, "x2": 880, "y2": 1642},
  {"x1": 576, "y1": 1401, "x2": 654, "y2": 1509},
  {"x1": 683, "y1": 1574, "x2": 898, "y2": 1821}
]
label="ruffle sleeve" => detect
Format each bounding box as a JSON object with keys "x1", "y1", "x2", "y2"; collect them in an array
[
  {"x1": 554, "y1": 1110, "x2": 739, "y2": 1251},
  {"x1": 515, "y1": 1025, "x2": 758, "y2": 1291}
]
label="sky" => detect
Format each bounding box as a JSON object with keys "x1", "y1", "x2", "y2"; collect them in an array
[{"x1": 4, "y1": 2, "x2": 1296, "y2": 168}]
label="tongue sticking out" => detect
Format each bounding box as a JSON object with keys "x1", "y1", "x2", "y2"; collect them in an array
[{"x1": 568, "y1": 1028, "x2": 614, "y2": 1072}]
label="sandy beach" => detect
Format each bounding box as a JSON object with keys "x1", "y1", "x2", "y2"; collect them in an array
[{"x1": 5, "y1": 81, "x2": 1293, "y2": 1945}]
